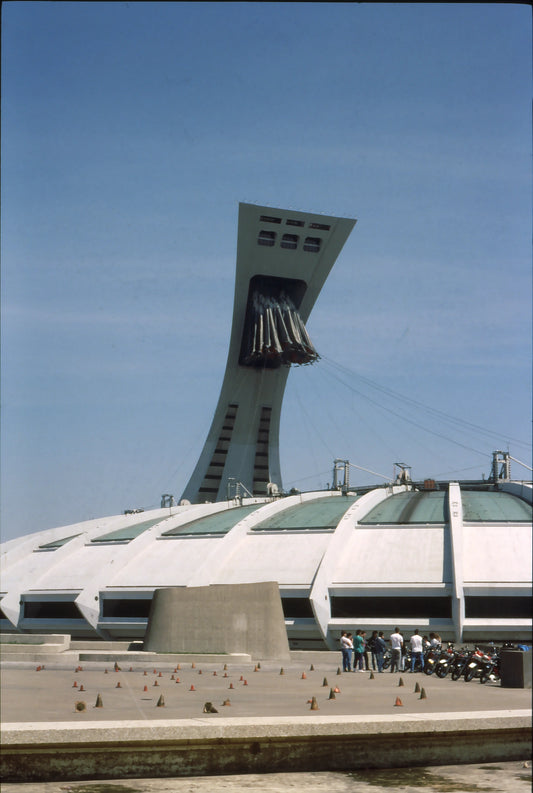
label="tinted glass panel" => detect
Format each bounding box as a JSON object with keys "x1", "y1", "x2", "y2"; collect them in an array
[
  {"x1": 465, "y1": 596, "x2": 532, "y2": 619},
  {"x1": 331, "y1": 596, "x2": 452, "y2": 619},
  {"x1": 102, "y1": 599, "x2": 153, "y2": 618},
  {"x1": 281, "y1": 598, "x2": 315, "y2": 618},
  {"x1": 23, "y1": 601, "x2": 83, "y2": 619}
]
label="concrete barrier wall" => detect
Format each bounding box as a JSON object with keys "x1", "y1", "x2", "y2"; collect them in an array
[
  {"x1": 143, "y1": 582, "x2": 291, "y2": 661},
  {"x1": 1, "y1": 712, "x2": 530, "y2": 782}
]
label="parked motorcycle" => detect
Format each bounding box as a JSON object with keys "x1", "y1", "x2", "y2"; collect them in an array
[
  {"x1": 449, "y1": 647, "x2": 473, "y2": 680},
  {"x1": 424, "y1": 645, "x2": 444, "y2": 675},
  {"x1": 463, "y1": 648, "x2": 489, "y2": 682},
  {"x1": 434, "y1": 645, "x2": 457, "y2": 678},
  {"x1": 479, "y1": 650, "x2": 501, "y2": 684}
]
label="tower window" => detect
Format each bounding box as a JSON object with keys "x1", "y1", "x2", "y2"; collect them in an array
[
  {"x1": 303, "y1": 237, "x2": 321, "y2": 253},
  {"x1": 286, "y1": 218, "x2": 305, "y2": 227},
  {"x1": 258, "y1": 230, "x2": 276, "y2": 247},
  {"x1": 260, "y1": 215, "x2": 282, "y2": 224},
  {"x1": 309, "y1": 222, "x2": 330, "y2": 231},
  {"x1": 281, "y1": 234, "x2": 299, "y2": 250}
]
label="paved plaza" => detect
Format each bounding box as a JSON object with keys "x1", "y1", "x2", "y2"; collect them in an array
[
  {"x1": 1, "y1": 654, "x2": 531, "y2": 787},
  {"x1": 1, "y1": 657, "x2": 531, "y2": 722}
]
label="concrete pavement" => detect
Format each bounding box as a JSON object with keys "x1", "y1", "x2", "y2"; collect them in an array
[{"x1": 1, "y1": 654, "x2": 531, "y2": 782}]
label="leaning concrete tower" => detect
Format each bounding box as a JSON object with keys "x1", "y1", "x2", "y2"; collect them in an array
[{"x1": 180, "y1": 203, "x2": 356, "y2": 503}]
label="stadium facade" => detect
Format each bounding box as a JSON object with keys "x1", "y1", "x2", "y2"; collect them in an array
[{"x1": 1, "y1": 204, "x2": 531, "y2": 648}]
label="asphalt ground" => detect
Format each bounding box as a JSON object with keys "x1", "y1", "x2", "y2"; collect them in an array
[
  {"x1": 1, "y1": 658, "x2": 531, "y2": 722},
  {"x1": 0, "y1": 762, "x2": 531, "y2": 793}
]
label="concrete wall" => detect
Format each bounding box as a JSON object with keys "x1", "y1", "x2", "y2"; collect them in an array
[
  {"x1": 143, "y1": 582, "x2": 290, "y2": 660},
  {"x1": 2, "y1": 714, "x2": 530, "y2": 782}
]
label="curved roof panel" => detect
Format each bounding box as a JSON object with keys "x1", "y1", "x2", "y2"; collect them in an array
[
  {"x1": 251, "y1": 495, "x2": 358, "y2": 531},
  {"x1": 461, "y1": 491, "x2": 532, "y2": 522},
  {"x1": 91, "y1": 517, "x2": 165, "y2": 543},
  {"x1": 208, "y1": 532, "x2": 331, "y2": 587},
  {"x1": 462, "y1": 524, "x2": 532, "y2": 582},
  {"x1": 331, "y1": 526, "x2": 451, "y2": 585},
  {"x1": 359, "y1": 491, "x2": 447, "y2": 525},
  {"x1": 161, "y1": 503, "x2": 264, "y2": 536}
]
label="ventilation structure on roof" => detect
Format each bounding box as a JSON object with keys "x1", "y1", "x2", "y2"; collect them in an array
[{"x1": 240, "y1": 275, "x2": 319, "y2": 368}]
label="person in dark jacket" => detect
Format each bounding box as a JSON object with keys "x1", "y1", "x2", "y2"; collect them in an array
[{"x1": 375, "y1": 630, "x2": 387, "y2": 672}]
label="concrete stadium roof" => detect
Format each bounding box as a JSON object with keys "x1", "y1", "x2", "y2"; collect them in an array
[{"x1": 1, "y1": 481, "x2": 531, "y2": 648}]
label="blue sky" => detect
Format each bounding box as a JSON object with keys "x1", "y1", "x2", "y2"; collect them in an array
[{"x1": 1, "y1": 2, "x2": 531, "y2": 541}]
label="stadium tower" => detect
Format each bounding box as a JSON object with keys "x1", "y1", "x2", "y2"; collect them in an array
[{"x1": 181, "y1": 203, "x2": 356, "y2": 504}]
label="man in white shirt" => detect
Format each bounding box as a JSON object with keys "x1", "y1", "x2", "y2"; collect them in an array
[
  {"x1": 410, "y1": 628, "x2": 424, "y2": 672},
  {"x1": 389, "y1": 628, "x2": 403, "y2": 673},
  {"x1": 340, "y1": 631, "x2": 353, "y2": 673}
]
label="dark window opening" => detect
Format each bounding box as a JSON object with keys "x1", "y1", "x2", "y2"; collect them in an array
[
  {"x1": 465, "y1": 596, "x2": 532, "y2": 619},
  {"x1": 260, "y1": 215, "x2": 282, "y2": 224},
  {"x1": 331, "y1": 596, "x2": 452, "y2": 619},
  {"x1": 102, "y1": 599, "x2": 153, "y2": 619},
  {"x1": 258, "y1": 230, "x2": 276, "y2": 246},
  {"x1": 281, "y1": 234, "x2": 299, "y2": 250},
  {"x1": 303, "y1": 236, "x2": 321, "y2": 253},
  {"x1": 0, "y1": 606, "x2": 8, "y2": 620},
  {"x1": 23, "y1": 601, "x2": 84, "y2": 620},
  {"x1": 309, "y1": 222, "x2": 330, "y2": 231},
  {"x1": 286, "y1": 218, "x2": 305, "y2": 227},
  {"x1": 281, "y1": 598, "x2": 315, "y2": 618}
]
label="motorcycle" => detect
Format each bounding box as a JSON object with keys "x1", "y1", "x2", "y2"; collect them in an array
[
  {"x1": 423, "y1": 645, "x2": 443, "y2": 676},
  {"x1": 449, "y1": 647, "x2": 473, "y2": 680},
  {"x1": 479, "y1": 651, "x2": 501, "y2": 684},
  {"x1": 381, "y1": 649, "x2": 392, "y2": 670},
  {"x1": 463, "y1": 648, "x2": 489, "y2": 682},
  {"x1": 434, "y1": 645, "x2": 457, "y2": 678}
]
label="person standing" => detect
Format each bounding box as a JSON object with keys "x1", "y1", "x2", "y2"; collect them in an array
[
  {"x1": 361, "y1": 630, "x2": 370, "y2": 670},
  {"x1": 375, "y1": 630, "x2": 387, "y2": 672},
  {"x1": 389, "y1": 627, "x2": 403, "y2": 673},
  {"x1": 409, "y1": 628, "x2": 424, "y2": 672},
  {"x1": 368, "y1": 630, "x2": 379, "y2": 670},
  {"x1": 340, "y1": 631, "x2": 353, "y2": 673},
  {"x1": 352, "y1": 630, "x2": 365, "y2": 671}
]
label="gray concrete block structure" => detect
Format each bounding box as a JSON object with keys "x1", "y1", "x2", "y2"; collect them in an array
[{"x1": 143, "y1": 582, "x2": 291, "y2": 660}]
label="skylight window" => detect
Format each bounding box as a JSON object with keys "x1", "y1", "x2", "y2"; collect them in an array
[{"x1": 303, "y1": 237, "x2": 321, "y2": 253}]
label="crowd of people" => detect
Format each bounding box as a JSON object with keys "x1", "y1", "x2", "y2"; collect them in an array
[{"x1": 339, "y1": 628, "x2": 442, "y2": 673}]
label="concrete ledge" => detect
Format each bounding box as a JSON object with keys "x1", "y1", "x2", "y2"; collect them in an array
[
  {"x1": 78, "y1": 652, "x2": 252, "y2": 664},
  {"x1": 0, "y1": 634, "x2": 70, "y2": 649},
  {"x1": 71, "y1": 641, "x2": 132, "y2": 651},
  {"x1": 1, "y1": 643, "x2": 69, "y2": 655},
  {"x1": 1, "y1": 710, "x2": 530, "y2": 782}
]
